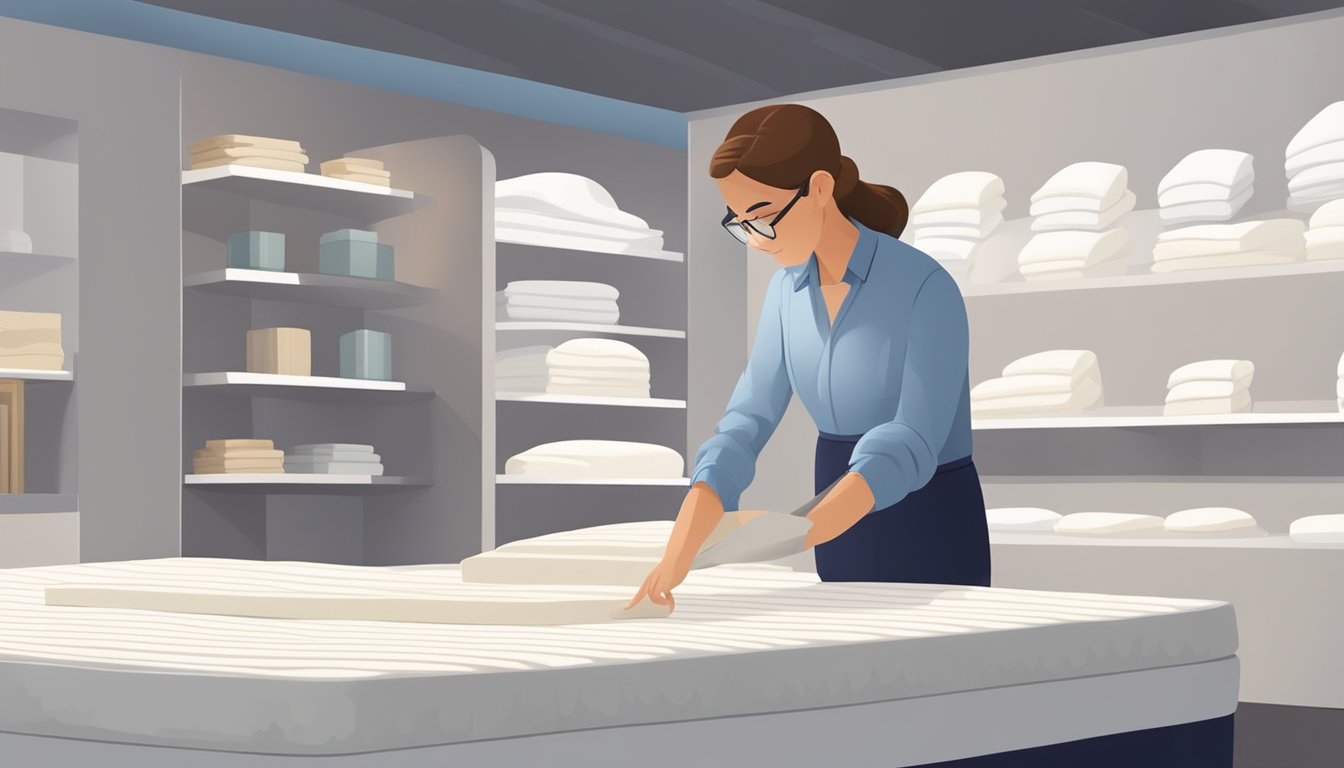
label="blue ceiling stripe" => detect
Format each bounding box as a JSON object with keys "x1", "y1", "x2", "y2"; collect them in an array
[{"x1": 0, "y1": 0, "x2": 688, "y2": 149}]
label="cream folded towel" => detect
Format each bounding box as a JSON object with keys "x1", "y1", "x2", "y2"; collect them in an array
[
  {"x1": 0, "y1": 354, "x2": 64, "y2": 370},
  {"x1": 986, "y1": 507, "x2": 1062, "y2": 532},
  {"x1": 0, "y1": 329, "x2": 61, "y2": 347},
  {"x1": 191, "y1": 147, "x2": 309, "y2": 165},
  {"x1": 912, "y1": 236, "x2": 979, "y2": 261},
  {"x1": 1162, "y1": 392, "x2": 1253, "y2": 416},
  {"x1": 1311, "y1": 198, "x2": 1344, "y2": 228},
  {"x1": 1054, "y1": 512, "x2": 1165, "y2": 537},
  {"x1": 494, "y1": 227, "x2": 665, "y2": 255},
  {"x1": 0, "y1": 310, "x2": 61, "y2": 332},
  {"x1": 909, "y1": 197, "x2": 1006, "y2": 227},
  {"x1": 1154, "y1": 219, "x2": 1306, "y2": 260},
  {"x1": 1158, "y1": 149, "x2": 1254, "y2": 194},
  {"x1": 552, "y1": 337, "x2": 647, "y2": 360},
  {"x1": 1030, "y1": 194, "x2": 1126, "y2": 216},
  {"x1": 1287, "y1": 101, "x2": 1344, "y2": 159},
  {"x1": 548, "y1": 369, "x2": 651, "y2": 384},
  {"x1": 1018, "y1": 229, "x2": 1129, "y2": 266},
  {"x1": 1287, "y1": 139, "x2": 1344, "y2": 177},
  {"x1": 1308, "y1": 241, "x2": 1344, "y2": 261},
  {"x1": 1289, "y1": 513, "x2": 1344, "y2": 544},
  {"x1": 504, "y1": 280, "x2": 619, "y2": 300},
  {"x1": 909, "y1": 172, "x2": 1005, "y2": 214},
  {"x1": 1158, "y1": 179, "x2": 1252, "y2": 208},
  {"x1": 1168, "y1": 359, "x2": 1254, "y2": 388},
  {"x1": 907, "y1": 212, "x2": 1004, "y2": 240},
  {"x1": 1305, "y1": 227, "x2": 1344, "y2": 245},
  {"x1": 190, "y1": 134, "x2": 303, "y2": 154},
  {"x1": 1158, "y1": 186, "x2": 1255, "y2": 226},
  {"x1": 971, "y1": 378, "x2": 1103, "y2": 417},
  {"x1": 1031, "y1": 162, "x2": 1128, "y2": 206},
  {"x1": 1030, "y1": 190, "x2": 1135, "y2": 232},
  {"x1": 1003, "y1": 349, "x2": 1099, "y2": 378},
  {"x1": 1289, "y1": 182, "x2": 1344, "y2": 213},
  {"x1": 1166, "y1": 380, "x2": 1250, "y2": 403},
  {"x1": 971, "y1": 371, "x2": 1099, "y2": 401},
  {"x1": 497, "y1": 292, "x2": 619, "y2": 311},
  {"x1": 504, "y1": 440, "x2": 682, "y2": 478},
  {"x1": 1150, "y1": 251, "x2": 1299, "y2": 273},
  {"x1": 190, "y1": 157, "x2": 307, "y2": 173},
  {"x1": 1165, "y1": 507, "x2": 1263, "y2": 535},
  {"x1": 496, "y1": 209, "x2": 662, "y2": 242}
]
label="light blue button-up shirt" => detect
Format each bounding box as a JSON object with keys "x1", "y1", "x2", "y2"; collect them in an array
[{"x1": 689, "y1": 218, "x2": 973, "y2": 512}]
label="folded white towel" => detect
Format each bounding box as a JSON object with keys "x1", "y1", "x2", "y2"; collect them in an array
[
  {"x1": 1030, "y1": 194, "x2": 1126, "y2": 216},
  {"x1": 504, "y1": 280, "x2": 619, "y2": 300},
  {"x1": 289, "y1": 443, "x2": 375, "y2": 454},
  {"x1": 1031, "y1": 162, "x2": 1128, "y2": 206},
  {"x1": 498, "y1": 305, "x2": 620, "y2": 324},
  {"x1": 1311, "y1": 198, "x2": 1344, "y2": 228},
  {"x1": 1158, "y1": 186, "x2": 1255, "y2": 226},
  {"x1": 907, "y1": 212, "x2": 1004, "y2": 240},
  {"x1": 504, "y1": 439, "x2": 683, "y2": 478},
  {"x1": 548, "y1": 369, "x2": 651, "y2": 384},
  {"x1": 1158, "y1": 149, "x2": 1254, "y2": 194},
  {"x1": 1289, "y1": 161, "x2": 1344, "y2": 193},
  {"x1": 1030, "y1": 190, "x2": 1135, "y2": 232},
  {"x1": 495, "y1": 226, "x2": 666, "y2": 256},
  {"x1": 1166, "y1": 380, "x2": 1250, "y2": 403},
  {"x1": 495, "y1": 209, "x2": 663, "y2": 243},
  {"x1": 1305, "y1": 227, "x2": 1344, "y2": 245},
  {"x1": 986, "y1": 507, "x2": 1062, "y2": 532},
  {"x1": 545, "y1": 353, "x2": 650, "y2": 374},
  {"x1": 1311, "y1": 241, "x2": 1344, "y2": 261},
  {"x1": 498, "y1": 292, "x2": 620, "y2": 312},
  {"x1": 912, "y1": 236, "x2": 979, "y2": 261},
  {"x1": 1157, "y1": 218, "x2": 1307, "y2": 246},
  {"x1": 285, "y1": 452, "x2": 381, "y2": 464},
  {"x1": 495, "y1": 218, "x2": 664, "y2": 251},
  {"x1": 1289, "y1": 513, "x2": 1344, "y2": 544},
  {"x1": 971, "y1": 372, "x2": 1098, "y2": 401},
  {"x1": 0, "y1": 230, "x2": 32, "y2": 254},
  {"x1": 1018, "y1": 229, "x2": 1129, "y2": 266},
  {"x1": 1054, "y1": 512, "x2": 1165, "y2": 537},
  {"x1": 1288, "y1": 183, "x2": 1344, "y2": 213},
  {"x1": 971, "y1": 378, "x2": 1103, "y2": 417},
  {"x1": 1003, "y1": 349, "x2": 1099, "y2": 378},
  {"x1": 1162, "y1": 392, "x2": 1253, "y2": 416},
  {"x1": 1150, "y1": 251, "x2": 1299, "y2": 273},
  {"x1": 495, "y1": 173, "x2": 653, "y2": 233},
  {"x1": 1286, "y1": 100, "x2": 1344, "y2": 159},
  {"x1": 1165, "y1": 507, "x2": 1263, "y2": 536},
  {"x1": 910, "y1": 172, "x2": 1005, "y2": 214},
  {"x1": 909, "y1": 197, "x2": 1006, "y2": 227},
  {"x1": 1286, "y1": 139, "x2": 1344, "y2": 177},
  {"x1": 553, "y1": 338, "x2": 646, "y2": 360},
  {"x1": 1167, "y1": 359, "x2": 1254, "y2": 388},
  {"x1": 1158, "y1": 179, "x2": 1252, "y2": 208}
]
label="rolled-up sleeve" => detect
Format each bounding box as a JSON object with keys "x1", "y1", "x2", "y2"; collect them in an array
[
  {"x1": 688, "y1": 270, "x2": 793, "y2": 511},
  {"x1": 848, "y1": 268, "x2": 969, "y2": 511}
]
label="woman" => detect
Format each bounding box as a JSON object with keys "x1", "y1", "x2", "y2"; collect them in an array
[{"x1": 628, "y1": 104, "x2": 988, "y2": 612}]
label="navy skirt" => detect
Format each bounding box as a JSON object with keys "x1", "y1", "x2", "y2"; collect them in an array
[{"x1": 812, "y1": 431, "x2": 991, "y2": 586}]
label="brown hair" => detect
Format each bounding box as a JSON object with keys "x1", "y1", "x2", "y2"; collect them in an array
[{"x1": 709, "y1": 104, "x2": 908, "y2": 237}]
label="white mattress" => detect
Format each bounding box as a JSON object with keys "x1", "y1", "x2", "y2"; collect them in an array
[{"x1": 0, "y1": 558, "x2": 1237, "y2": 756}]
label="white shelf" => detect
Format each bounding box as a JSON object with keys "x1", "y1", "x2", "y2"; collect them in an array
[
  {"x1": 0, "y1": 494, "x2": 78, "y2": 515},
  {"x1": 183, "y1": 372, "x2": 432, "y2": 400},
  {"x1": 183, "y1": 268, "x2": 434, "y2": 309},
  {"x1": 1, "y1": 250, "x2": 76, "y2": 267},
  {"x1": 990, "y1": 532, "x2": 1343, "y2": 551},
  {"x1": 964, "y1": 258, "x2": 1344, "y2": 298},
  {"x1": 495, "y1": 392, "x2": 686, "y2": 408},
  {"x1": 0, "y1": 368, "x2": 73, "y2": 382},
  {"x1": 181, "y1": 165, "x2": 427, "y2": 221},
  {"x1": 185, "y1": 474, "x2": 427, "y2": 486},
  {"x1": 495, "y1": 238, "x2": 684, "y2": 262},
  {"x1": 972, "y1": 402, "x2": 1344, "y2": 430},
  {"x1": 495, "y1": 321, "x2": 686, "y2": 339},
  {"x1": 495, "y1": 475, "x2": 690, "y2": 486}
]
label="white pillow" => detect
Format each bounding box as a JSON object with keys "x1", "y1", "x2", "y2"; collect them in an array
[
  {"x1": 1164, "y1": 507, "x2": 1264, "y2": 535},
  {"x1": 1289, "y1": 514, "x2": 1344, "y2": 544},
  {"x1": 1054, "y1": 512, "x2": 1165, "y2": 537},
  {"x1": 987, "y1": 507, "x2": 1061, "y2": 532}
]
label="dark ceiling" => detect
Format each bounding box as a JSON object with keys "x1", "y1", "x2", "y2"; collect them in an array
[{"x1": 138, "y1": 0, "x2": 1344, "y2": 112}]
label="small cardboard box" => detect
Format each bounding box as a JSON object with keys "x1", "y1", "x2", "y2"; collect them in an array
[
  {"x1": 340, "y1": 329, "x2": 391, "y2": 380},
  {"x1": 247, "y1": 327, "x2": 311, "y2": 376},
  {"x1": 319, "y1": 229, "x2": 394, "y2": 280},
  {"x1": 228, "y1": 231, "x2": 286, "y2": 271}
]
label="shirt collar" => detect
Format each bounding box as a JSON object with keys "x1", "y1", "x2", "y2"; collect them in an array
[{"x1": 790, "y1": 218, "x2": 878, "y2": 292}]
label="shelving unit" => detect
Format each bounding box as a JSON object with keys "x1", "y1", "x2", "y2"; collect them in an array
[
  {"x1": 184, "y1": 372, "x2": 432, "y2": 401},
  {"x1": 181, "y1": 165, "x2": 428, "y2": 220}
]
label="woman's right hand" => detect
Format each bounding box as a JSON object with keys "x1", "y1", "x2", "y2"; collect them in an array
[
  {"x1": 626, "y1": 557, "x2": 692, "y2": 613},
  {"x1": 625, "y1": 482, "x2": 725, "y2": 613}
]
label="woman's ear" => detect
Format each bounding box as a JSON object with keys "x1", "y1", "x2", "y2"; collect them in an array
[{"x1": 809, "y1": 169, "x2": 834, "y2": 206}]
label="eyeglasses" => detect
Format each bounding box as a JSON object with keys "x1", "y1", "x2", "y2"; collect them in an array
[{"x1": 721, "y1": 179, "x2": 810, "y2": 245}]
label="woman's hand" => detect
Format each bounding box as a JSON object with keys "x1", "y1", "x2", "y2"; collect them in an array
[
  {"x1": 626, "y1": 481, "x2": 728, "y2": 613},
  {"x1": 626, "y1": 556, "x2": 692, "y2": 612}
]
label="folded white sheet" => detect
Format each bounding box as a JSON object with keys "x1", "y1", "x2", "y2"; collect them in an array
[
  {"x1": 1287, "y1": 101, "x2": 1344, "y2": 159},
  {"x1": 497, "y1": 292, "x2": 620, "y2": 312},
  {"x1": 1167, "y1": 359, "x2": 1254, "y2": 389},
  {"x1": 1154, "y1": 219, "x2": 1306, "y2": 261},
  {"x1": 1158, "y1": 185, "x2": 1255, "y2": 226},
  {"x1": 1166, "y1": 380, "x2": 1249, "y2": 403},
  {"x1": 504, "y1": 280, "x2": 620, "y2": 300},
  {"x1": 1030, "y1": 190, "x2": 1135, "y2": 231},
  {"x1": 1288, "y1": 183, "x2": 1344, "y2": 213},
  {"x1": 909, "y1": 171, "x2": 1005, "y2": 214},
  {"x1": 1289, "y1": 513, "x2": 1344, "y2": 544},
  {"x1": 1018, "y1": 229, "x2": 1129, "y2": 266},
  {"x1": 1287, "y1": 139, "x2": 1344, "y2": 177},
  {"x1": 545, "y1": 354, "x2": 649, "y2": 374},
  {"x1": 1003, "y1": 349, "x2": 1099, "y2": 378},
  {"x1": 1289, "y1": 161, "x2": 1344, "y2": 193},
  {"x1": 909, "y1": 197, "x2": 1006, "y2": 227},
  {"x1": 495, "y1": 172, "x2": 653, "y2": 232},
  {"x1": 497, "y1": 305, "x2": 621, "y2": 324},
  {"x1": 281, "y1": 452, "x2": 381, "y2": 464},
  {"x1": 1054, "y1": 512, "x2": 1165, "y2": 537},
  {"x1": 495, "y1": 219, "x2": 663, "y2": 251},
  {"x1": 1158, "y1": 179, "x2": 1252, "y2": 208},
  {"x1": 496, "y1": 209, "x2": 663, "y2": 243},
  {"x1": 971, "y1": 372, "x2": 1097, "y2": 401},
  {"x1": 986, "y1": 507, "x2": 1062, "y2": 532},
  {"x1": 908, "y1": 212, "x2": 1004, "y2": 240},
  {"x1": 912, "y1": 236, "x2": 979, "y2": 261},
  {"x1": 1158, "y1": 149, "x2": 1254, "y2": 194},
  {"x1": 1311, "y1": 199, "x2": 1344, "y2": 228},
  {"x1": 1031, "y1": 162, "x2": 1128, "y2": 206},
  {"x1": 0, "y1": 230, "x2": 32, "y2": 254},
  {"x1": 970, "y1": 378, "x2": 1103, "y2": 417},
  {"x1": 1164, "y1": 507, "x2": 1263, "y2": 536},
  {"x1": 1305, "y1": 226, "x2": 1344, "y2": 245},
  {"x1": 1150, "y1": 251, "x2": 1300, "y2": 273},
  {"x1": 1308, "y1": 241, "x2": 1344, "y2": 261},
  {"x1": 547, "y1": 366, "x2": 650, "y2": 382},
  {"x1": 504, "y1": 440, "x2": 684, "y2": 478},
  {"x1": 1162, "y1": 392, "x2": 1253, "y2": 416},
  {"x1": 1030, "y1": 194, "x2": 1123, "y2": 216},
  {"x1": 495, "y1": 227, "x2": 670, "y2": 257},
  {"x1": 553, "y1": 337, "x2": 647, "y2": 361}
]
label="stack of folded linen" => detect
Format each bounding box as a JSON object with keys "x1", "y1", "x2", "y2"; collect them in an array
[
  {"x1": 1054, "y1": 512, "x2": 1166, "y2": 538},
  {"x1": 1151, "y1": 218, "x2": 1305, "y2": 274},
  {"x1": 504, "y1": 439, "x2": 684, "y2": 479},
  {"x1": 0, "y1": 310, "x2": 63, "y2": 371},
  {"x1": 906, "y1": 171, "x2": 1006, "y2": 263},
  {"x1": 188, "y1": 135, "x2": 308, "y2": 173},
  {"x1": 193, "y1": 439, "x2": 284, "y2": 475},
  {"x1": 1164, "y1": 507, "x2": 1265, "y2": 537},
  {"x1": 496, "y1": 280, "x2": 620, "y2": 324},
  {"x1": 1285, "y1": 100, "x2": 1344, "y2": 213},
  {"x1": 1157, "y1": 149, "x2": 1255, "y2": 226},
  {"x1": 986, "y1": 507, "x2": 1062, "y2": 533},
  {"x1": 1021, "y1": 162, "x2": 1134, "y2": 280},
  {"x1": 1164, "y1": 359, "x2": 1254, "y2": 416},
  {"x1": 495, "y1": 173, "x2": 665, "y2": 255},
  {"x1": 319, "y1": 157, "x2": 391, "y2": 187},
  {"x1": 1306, "y1": 198, "x2": 1344, "y2": 261},
  {"x1": 971, "y1": 350, "x2": 1103, "y2": 418},
  {"x1": 284, "y1": 443, "x2": 383, "y2": 476},
  {"x1": 496, "y1": 338, "x2": 651, "y2": 398}
]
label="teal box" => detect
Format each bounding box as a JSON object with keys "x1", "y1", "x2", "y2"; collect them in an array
[
  {"x1": 319, "y1": 229, "x2": 394, "y2": 280},
  {"x1": 228, "y1": 231, "x2": 286, "y2": 271},
  {"x1": 340, "y1": 330, "x2": 391, "y2": 380}
]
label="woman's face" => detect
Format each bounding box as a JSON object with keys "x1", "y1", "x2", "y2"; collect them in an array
[{"x1": 716, "y1": 170, "x2": 825, "y2": 267}]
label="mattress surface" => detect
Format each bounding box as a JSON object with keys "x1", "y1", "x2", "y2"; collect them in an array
[{"x1": 0, "y1": 558, "x2": 1237, "y2": 755}]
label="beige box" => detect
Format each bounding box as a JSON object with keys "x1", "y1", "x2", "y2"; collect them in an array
[{"x1": 246, "y1": 327, "x2": 311, "y2": 376}]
